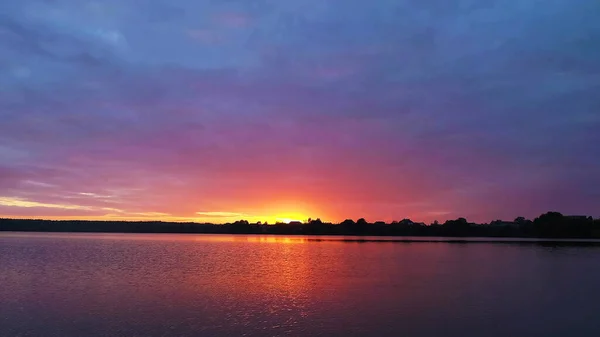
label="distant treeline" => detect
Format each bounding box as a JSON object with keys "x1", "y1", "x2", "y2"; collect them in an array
[{"x1": 2, "y1": 212, "x2": 600, "y2": 238}]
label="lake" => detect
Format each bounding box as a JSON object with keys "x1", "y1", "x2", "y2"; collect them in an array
[{"x1": 1, "y1": 233, "x2": 600, "y2": 336}]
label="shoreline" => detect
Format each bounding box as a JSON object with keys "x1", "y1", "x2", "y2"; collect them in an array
[{"x1": 3, "y1": 231, "x2": 600, "y2": 246}]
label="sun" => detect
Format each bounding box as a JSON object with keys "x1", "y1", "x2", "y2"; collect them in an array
[
  {"x1": 265, "y1": 208, "x2": 312, "y2": 224},
  {"x1": 276, "y1": 218, "x2": 303, "y2": 224}
]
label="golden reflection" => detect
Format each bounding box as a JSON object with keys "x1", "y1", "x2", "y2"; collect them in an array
[
  {"x1": 246, "y1": 236, "x2": 306, "y2": 244},
  {"x1": 192, "y1": 235, "x2": 307, "y2": 244},
  {"x1": 186, "y1": 234, "x2": 315, "y2": 320}
]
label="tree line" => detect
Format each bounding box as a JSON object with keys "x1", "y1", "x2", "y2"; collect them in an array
[{"x1": 1, "y1": 212, "x2": 600, "y2": 238}]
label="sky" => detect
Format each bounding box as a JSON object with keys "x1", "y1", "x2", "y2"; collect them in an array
[{"x1": 1, "y1": 0, "x2": 599, "y2": 224}]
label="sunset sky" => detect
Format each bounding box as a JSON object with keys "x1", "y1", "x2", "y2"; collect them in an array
[{"x1": 1, "y1": 0, "x2": 599, "y2": 224}]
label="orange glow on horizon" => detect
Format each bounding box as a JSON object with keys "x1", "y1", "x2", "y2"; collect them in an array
[{"x1": 1, "y1": 187, "x2": 446, "y2": 223}]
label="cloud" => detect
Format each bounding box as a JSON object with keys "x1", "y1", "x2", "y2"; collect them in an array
[
  {"x1": 195, "y1": 211, "x2": 248, "y2": 218},
  {"x1": 0, "y1": 0, "x2": 599, "y2": 223},
  {"x1": 0, "y1": 197, "x2": 95, "y2": 211},
  {"x1": 187, "y1": 29, "x2": 224, "y2": 44},
  {"x1": 77, "y1": 192, "x2": 115, "y2": 199},
  {"x1": 92, "y1": 28, "x2": 127, "y2": 47},
  {"x1": 212, "y1": 12, "x2": 252, "y2": 28},
  {"x1": 427, "y1": 211, "x2": 452, "y2": 217},
  {"x1": 22, "y1": 180, "x2": 56, "y2": 188}
]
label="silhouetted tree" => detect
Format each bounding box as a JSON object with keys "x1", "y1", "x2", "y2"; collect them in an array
[
  {"x1": 2, "y1": 213, "x2": 599, "y2": 239},
  {"x1": 534, "y1": 212, "x2": 565, "y2": 237},
  {"x1": 355, "y1": 218, "x2": 369, "y2": 234},
  {"x1": 231, "y1": 220, "x2": 252, "y2": 233},
  {"x1": 339, "y1": 219, "x2": 357, "y2": 234},
  {"x1": 443, "y1": 218, "x2": 471, "y2": 236},
  {"x1": 305, "y1": 218, "x2": 326, "y2": 234},
  {"x1": 340, "y1": 219, "x2": 355, "y2": 226}
]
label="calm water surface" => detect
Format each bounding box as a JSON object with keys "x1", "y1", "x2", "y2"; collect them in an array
[{"x1": 1, "y1": 233, "x2": 600, "y2": 336}]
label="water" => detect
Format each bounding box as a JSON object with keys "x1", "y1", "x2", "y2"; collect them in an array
[{"x1": 1, "y1": 233, "x2": 600, "y2": 337}]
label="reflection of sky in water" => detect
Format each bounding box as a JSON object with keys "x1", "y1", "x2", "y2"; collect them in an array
[{"x1": 1, "y1": 233, "x2": 600, "y2": 336}]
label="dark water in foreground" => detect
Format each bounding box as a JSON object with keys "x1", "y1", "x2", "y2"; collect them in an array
[{"x1": 1, "y1": 233, "x2": 600, "y2": 337}]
